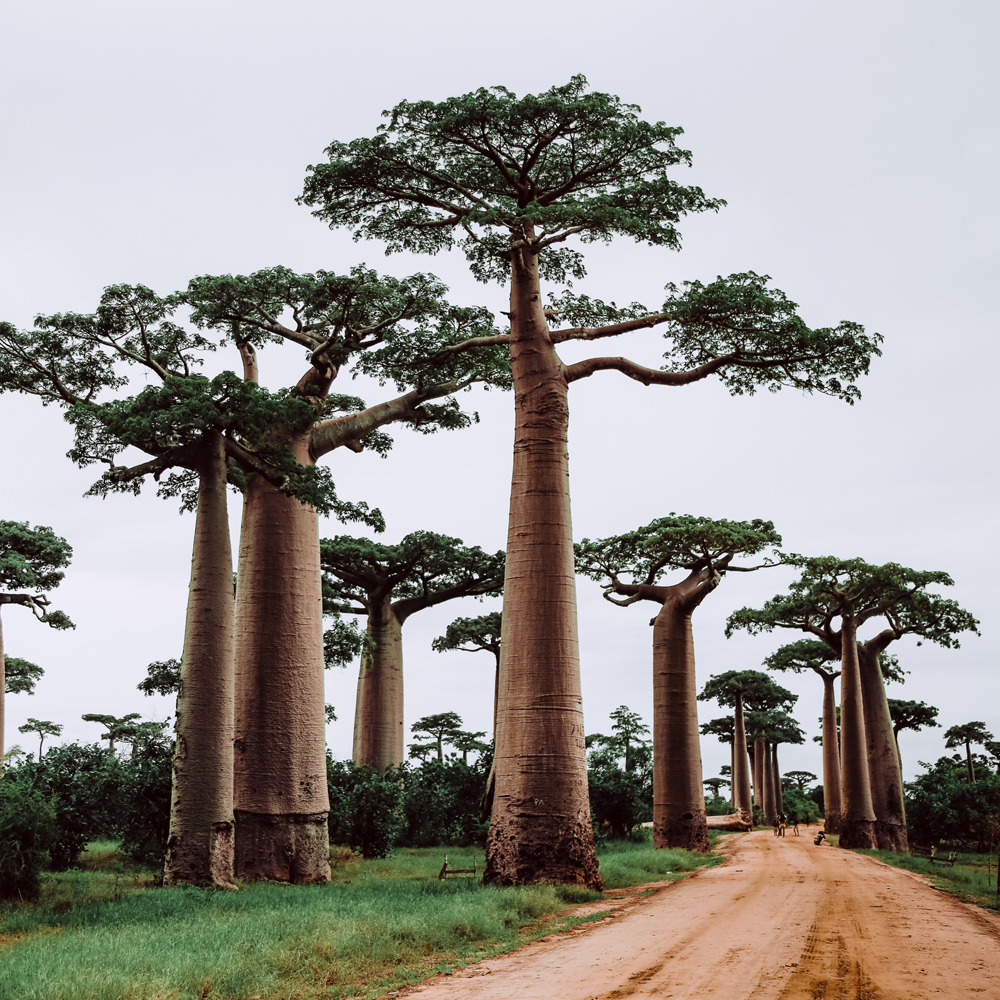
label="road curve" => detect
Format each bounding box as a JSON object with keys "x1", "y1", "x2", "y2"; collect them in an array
[{"x1": 406, "y1": 830, "x2": 1000, "y2": 1000}]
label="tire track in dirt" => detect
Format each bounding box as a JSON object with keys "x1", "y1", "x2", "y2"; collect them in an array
[{"x1": 402, "y1": 830, "x2": 1000, "y2": 1000}]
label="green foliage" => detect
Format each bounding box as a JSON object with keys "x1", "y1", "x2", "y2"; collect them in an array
[
  {"x1": 906, "y1": 757, "x2": 1000, "y2": 849},
  {"x1": 4, "y1": 656, "x2": 43, "y2": 695},
  {"x1": 0, "y1": 782, "x2": 57, "y2": 901},
  {"x1": 657, "y1": 273, "x2": 881, "y2": 404},
  {"x1": 112, "y1": 735, "x2": 173, "y2": 869},
  {"x1": 0, "y1": 521, "x2": 73, "y2": 593},
  {"x1": 780, "y1": 787, "x2": 822, "y2": 825},
  {"x1": 587, "y1": 706, "x2": 653, "y2": 837},
  {"x1": 944, "y1": 722, "x2": 993, "y2": 754},
  {"x1": 576, "y1": 514, "x2": 781, "y2": 592},
  {"x1": 432, "y1": 612, "x2": 502, "y2": 663},
  {"x1": 698, "y1": 670, "x2": 797, "y2": 712},
  {"x1": 136, "y1": 658, "x2": 181, "y2": 697},
  {"x1": 7, "y1": 743, "x2": 120, "y2": 870},
  {"x1": 321, "y1": 531, "x2": 504, "y2": 622},
  {"x1": 727, "y1": 554, "x2": 981, "y2": 649},
  {"x1": 396, "y1": 754, "x2": 493, "y2": 848},
  {"x1": 782, "y1": 770, "x2": 817, "y2": 791},
  {"x1": 763, "y1": 639, "x2": 839, "y2": 674},
  {"x1": 326, "y1": 758, "x2": 403, "y2": 859},
  {"x1": 887, "y1": 699, "x2": 940, "y2": 737},
  {"x1": 17, "y1": 718, "x2": 62, "y2": 761},
  {"x1": 409, "y1": 712, "x2": 464, "y2": 761},
  {"x1": 300, "y1": 75, "x2": 723, "y2": 284}
]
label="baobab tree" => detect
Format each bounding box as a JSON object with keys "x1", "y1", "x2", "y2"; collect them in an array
[
  {"x1": 82, "y1": 713, "x2": 142, "y2": 752},
  {"x1": 3, "y1": 657, "x2": 43, "y2": 696},
  {"x1": 17, "y1": 718, "x2": 62, "y2": 762},
  {"x1": 728, "y1": 556, "x2": 979, "y2": 849},
  {"x1": 137, "y1": 659, "x2": 182, "y2": 698},
  {"x1": 783, "y1": 771, "x2": 817, "y2": 792},
  {"x1": 697, "y1": 670, "x2": 790, "y2": 819},
  {"x1": 576, "y1": 516, "x2": 781, "y2": 850},
  {"x1": 301, "y1": 76, "x2": 882, "y2": 885},
  {"x1": 0, "y1": 287, "x2": 345, "y2": 887},
  {"x1": 432, "y1": 612, "x2": 502, "y2": 733},
  {"x1": 183, "y1": 267, "x2": 508, "y2": 880},
  {"x1": 321, "y1": 531, "x2": 504, "y2": 772},
  {"x1": 887, "y1": 699, "x2": 939, "y2": 775},
  {"x1": 0, "y1": 520, "x2": 73, "y2": 768},
  {"x1": 945, "y1": 722, "x2": 993, "y2": 784},
  {"x1": 763, "y1": 640, "x2": 844, "y2": 832}
]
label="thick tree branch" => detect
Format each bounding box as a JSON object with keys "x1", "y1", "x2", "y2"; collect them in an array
[{"x1": 563, "y1": 353, "x2": 735, "y2": 386}]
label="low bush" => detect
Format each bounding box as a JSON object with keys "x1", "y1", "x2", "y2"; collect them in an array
[{"x1": 0, "y1": 783, "x2": 58, "y2": 901}]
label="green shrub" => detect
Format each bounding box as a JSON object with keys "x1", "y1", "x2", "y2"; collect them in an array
[
  {"x1": 0, "y1": 782, "x2": 57, "y2": 900},
  {"x1": 327, "y1": 757, "x2": 402, "y2": 858}
]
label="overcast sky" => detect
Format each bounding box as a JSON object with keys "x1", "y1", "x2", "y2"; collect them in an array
[{"x1": 1, "y1": 0, "x2": 997, "y2": 788}]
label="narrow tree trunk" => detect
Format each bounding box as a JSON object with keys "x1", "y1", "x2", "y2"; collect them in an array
[
  {"x1": 837, "y1": 616, "x2": 877, "y2": 848},
  {"x1": 233, "y1": 433, "x2": 330, "y2": 883},
  {"x1": 351, "y1": 620, "x2": 373, "y2": 762},
  {"x1": 164, "y1": 432, "x2": 236, "y2": 888},
  {"x1": 649, "y1": 595, "x2": 708, "y2": 851},
  {"x1": 821, "y1": 672, "x2": 843, "y2": 834},
  {"x1": 484, "y1": 248, "x2": 600, "y2": 888},
  {"x1": 965, "y1": 742, "x2": 976, "y2": 784},
  {"x1": 858, "y1": 645, "x2": 908, "y2": 851},
  {"x1": 492, "y1": 653, "x2": 500, "y2": 739},
  {"x1": 733, "y1": 694, "x2": 752, "y2": 817},
  {"x1": 352, "y1": 597, "x2": 404, "y2": 773},
  {"x1": 753, "y1": 739, "x2": 764, "y2": 815},
  {"x1": 772, "y1": 744, "x2": 783, "y2": 816},
  {"x1": 762, "y1": 742, "x2": 774, "y2": 825}
]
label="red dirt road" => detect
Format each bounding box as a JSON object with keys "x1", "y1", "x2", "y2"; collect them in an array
[{"x1": 407, "y1": 830, "x2": 1000, "y2": 999}]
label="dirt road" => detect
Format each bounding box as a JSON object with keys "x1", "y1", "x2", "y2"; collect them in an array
[{"x1": 407, "y1": 830, "x2": 1000, "y2": 999}]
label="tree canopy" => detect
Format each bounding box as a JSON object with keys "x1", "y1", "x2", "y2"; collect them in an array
[
  {"x1": 321, "y1": 531, "x2": 504, "y2": 623},
  {"x1": 0, "y1": 521, "x2": 74, "y2": 629},
  {"x1": 576, "y1": 515, "x2": 781, "y2": 603},
  {"x1": 887, "y1": 699, "x2": 940, "y2": 740},
  {"x1": 698, "y1": 670, "x2": 797, "y2": 713},
  {"x1": 726, "y1": 555, "x2": 980, "y2": 653},
  {"x1": 4, "y1": 657, "x2": 43, "y2": 696},
  {"x1": 432, "y1": 612, "x2": 502, "y2": 665}
]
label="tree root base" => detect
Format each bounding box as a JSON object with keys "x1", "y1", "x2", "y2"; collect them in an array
[
  {"x1": 483, "y1": 812, "x2": 602, "y2": 889},
  {"x1": 838, "y1": 817, "x2": 878, "y2": 849},
  {"x1": 653, "y1": 811, "x2": 710, "y2": 852},
  {"x1": 163, "y1": 820, "x2": 237, "y2": 888},
  {"x1": 874, "y1": 819, "x2": 909, "y2": 853},
  {"x1": 233, "y1": 809, "x2": 331, "y2": 883}
]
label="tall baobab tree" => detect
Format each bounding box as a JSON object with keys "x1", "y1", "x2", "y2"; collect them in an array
[
  {"x1": 0, "y1": 520, "x2": 73, "y2": 770},
  {"x1": 728, "y1": 556, "x2": 979, "y2": 849},
  {"x1": 0, "y1": 287, "x2": 346, "y2": 886},
  {"x1": 432, "y1": 612, "x2": 502, "y2": 734},
  {"x1": 183, "y1": 267, "x2": 508, "y2": 880},
  {"x1": 577, "y1": 516, "x2": 781, "y2": 850},
  {"x1": 321, "y1": 531, "x2": 504, "y2": 773},
  {"x1": 886, "y1": 699, "x2": 939, "y2": 775},
  {"x1": 944, "y1": 722, "x2": 993, "y2": 784},
  {"x1": 763, "y1": 640, "x2": 846, "y2": 832},
  {"x1": 301, "y1": 76, "x2": 882, "y2": 885}
]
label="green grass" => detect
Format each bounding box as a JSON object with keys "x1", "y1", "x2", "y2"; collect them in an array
[
  {"x1": 0, "y1": 839, "x2": 717, "y2": 1000},
  {"x1": 853, "y1": 848, "x2": 1000, "y2": 915}
]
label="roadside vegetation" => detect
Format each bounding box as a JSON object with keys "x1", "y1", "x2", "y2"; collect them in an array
[{"x1": 0, "y1": 835, "x2": 718, "y2": 1000}]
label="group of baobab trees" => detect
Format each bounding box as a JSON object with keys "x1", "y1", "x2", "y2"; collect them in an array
[{"x1": 0, "y1": 76, "x2": 976, "y2": 888}]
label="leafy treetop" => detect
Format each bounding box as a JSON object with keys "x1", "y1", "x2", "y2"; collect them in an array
[
  {"x1": 698, "y1": 669, "x2": 797, "y2": 712},
  {"x1": 137, "y1": 659, "x2": 181, "y2": 698},
  {"x1": 4, "y1": 657, "x2": 43, "y2": 695},
  {"x1": 300, "y1": 78, "x2": 881, "y2": 404},
  {"x1": 782, "y1": 770, "x2": 817, "y2": 791},
  {"x1": 944, "y1": 722, "x2": 994, "y2": 753},
  {"x1": 321, "y1": 531, "x2": 504, "y2": 625},
  {"x1": 0, "y1": 521, "x2": 74, "y2": 630},
  {"x1": 886, "y1": 699, "x2": 940, "y2": 740},
  {"x1": 431, "y1": 612, "x2": 502, "y2": 667},
  {"x1": 726, "y1": 555, "x2": 981, "y2": 657},
  {"x1": 585, "y1": 705, "x2": 650, "y2": 774},
  {"x1": 576, "y1": 515, "x2": 781, "y2": 607}
]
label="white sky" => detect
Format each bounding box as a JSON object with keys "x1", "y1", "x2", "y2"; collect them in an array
[{"x1": 1, "y1": 0, "x2": 997, "y2": 788}]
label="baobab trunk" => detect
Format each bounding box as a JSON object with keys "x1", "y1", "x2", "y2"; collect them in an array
[
  {"x1": 164, "y1": 432, "x2": 236, "y2": 888},
  {"x1": 753, "y1": 739, "x2": 765, "y2": 815},
  {"x1": 821, "y1": 672, "x2": 843, "y2": 833},
  {"x1": 351, "y1": 621, "x2": 372, "y2": 761},
  {"x1": 858, "y1": 645, "x2": 908, "y2": 851},
  {"x1": 649, "y1": 595, "x2": 709, "y2": 851},
  {"x1": 233, "y1": 433, "x2": 330, "y2": 883},
  {"x1": 484, "y1": 246, "x2": 600, "y2": 888},
  {"x1": 772, "y1": 744, "x2": 783, "y2": 817},
  {"x1": 352, "y1": 596, "x2": 404, "y2": 772},
  {"x1": 837, "y1": 617, "x2": 877, "y2": 848},
  {"x1": 733, "y1": 694, "x2": 753, "y2": 817},
  {"x1": 762, "y1": 742, "x2": 774, "y2": 825}
]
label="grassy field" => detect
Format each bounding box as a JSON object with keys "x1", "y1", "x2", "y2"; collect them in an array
[
  {"x1": 853, "y1": 847, "x2": 1000, "y2": 915},
  {"x1": 0, "y1": 836, "x2": 721, "y2": 1000}
]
